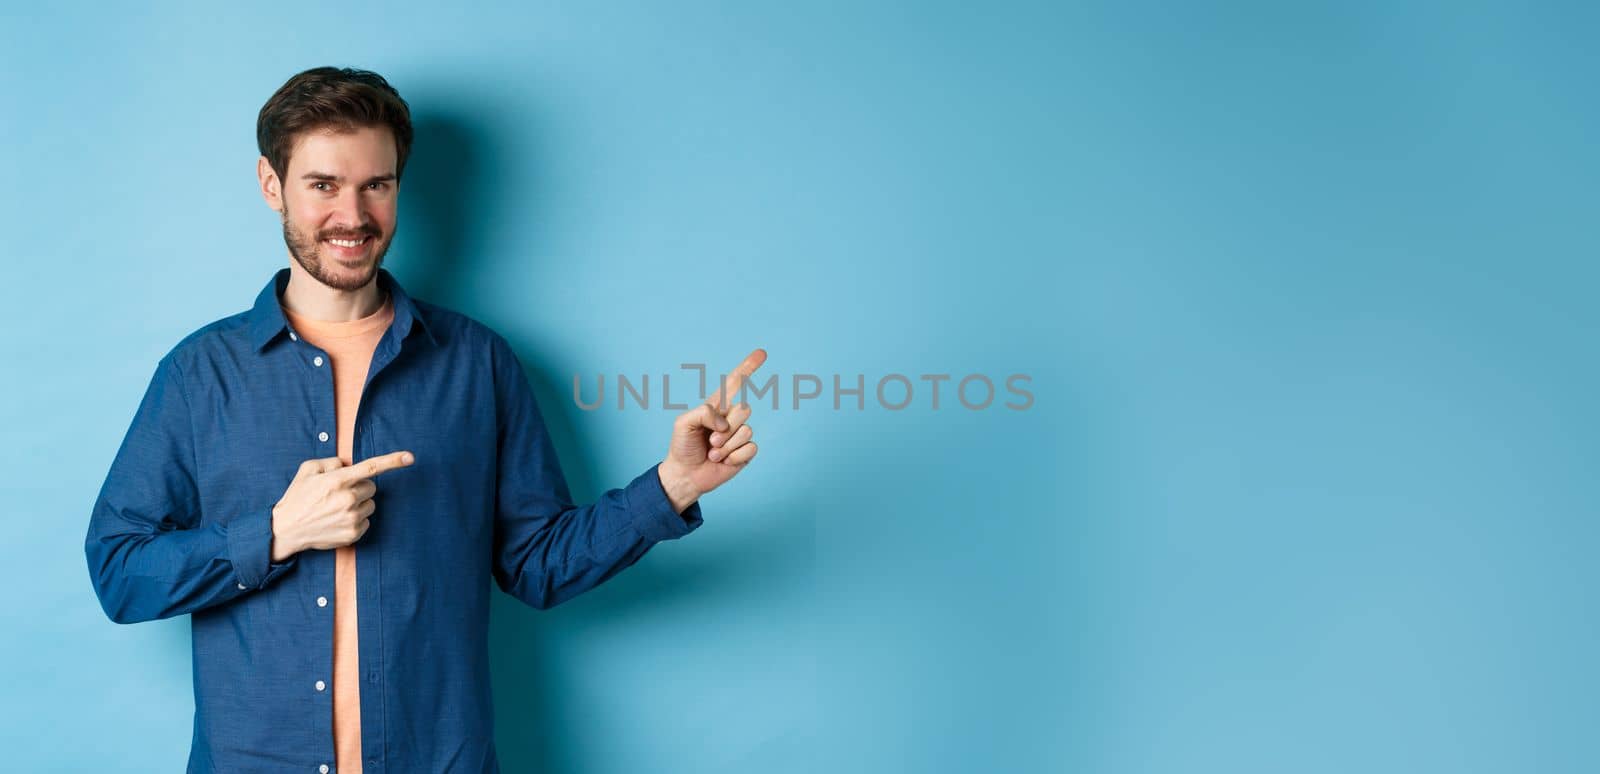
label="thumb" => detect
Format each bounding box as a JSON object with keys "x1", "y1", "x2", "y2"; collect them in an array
[
  {"x1": 295, "y1": 456, "x2": 345, "y2": 482},
  {"x1": 678, "y1": 404, "x2": 729, "y2": 436}
]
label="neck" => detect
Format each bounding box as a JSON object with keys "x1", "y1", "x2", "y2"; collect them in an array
[{"x1": 282, "y1": 258, "x2": 386, "y2": 322}]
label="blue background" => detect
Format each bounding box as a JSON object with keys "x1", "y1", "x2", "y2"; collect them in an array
[{"x1": 2, "y1": 1, "x2": 1595, "y2": 772}]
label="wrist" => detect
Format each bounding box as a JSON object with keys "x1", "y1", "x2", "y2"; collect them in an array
[
  {"x1": 269, "y1": 505, "x2": 296, "y2": 563},
  {"x1": 657, "y1": 459, "x2": 701, "y2": 515}
]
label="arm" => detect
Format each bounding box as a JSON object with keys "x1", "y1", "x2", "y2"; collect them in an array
[
  {"x1": 84, "y1": 354, "x2": 298, "y2": 624},
  {"x1": 489, "y1": 336, "x2": 703, "y2": 610}
]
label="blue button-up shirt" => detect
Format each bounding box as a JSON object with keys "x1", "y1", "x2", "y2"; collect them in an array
[{"x1": 85, "y1": 267, "x2": 703, "y2": 773}]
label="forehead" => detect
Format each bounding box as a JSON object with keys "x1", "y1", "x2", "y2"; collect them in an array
[{"x1": 286, "y1": 125, "x2": 397, "y2": 176}]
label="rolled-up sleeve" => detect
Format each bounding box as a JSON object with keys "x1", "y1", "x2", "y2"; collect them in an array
[
  {"x1": 488, "y1": 334, "x2": 702, "y2": 610},
  {"x1": 84, "y1": 354, "x2": 298, "y2": 624}
]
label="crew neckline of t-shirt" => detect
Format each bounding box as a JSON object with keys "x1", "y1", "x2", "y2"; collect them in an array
[{"x1": 281, "y1": 291, "x2": 394, "y2": 340}]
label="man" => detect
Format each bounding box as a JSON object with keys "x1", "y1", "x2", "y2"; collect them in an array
[{"x1": 84, "y1": 66, "x2": 765, "y2": 774}]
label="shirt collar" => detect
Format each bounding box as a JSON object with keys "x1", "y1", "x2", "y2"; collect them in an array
[{"x1": 248, "y1": 267, "x2": 437, "y2": 352}]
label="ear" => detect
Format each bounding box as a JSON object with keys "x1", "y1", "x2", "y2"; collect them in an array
[{"x1": 257, "y1": 156, "x2": 284, "y2": 211}]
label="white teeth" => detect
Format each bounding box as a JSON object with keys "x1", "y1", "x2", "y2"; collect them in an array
[{"x1": 327, "y1": 238, "x2": 366, "y2": 248}]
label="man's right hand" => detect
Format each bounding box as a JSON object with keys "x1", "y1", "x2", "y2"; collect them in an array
[{"x1": 270, "y1": 451, "x2": 415, "y2": 562}]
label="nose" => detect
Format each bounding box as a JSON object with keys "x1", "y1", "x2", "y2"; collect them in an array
[{"x1": 327, "y1": 187, "x2": 372, "y2": 234}]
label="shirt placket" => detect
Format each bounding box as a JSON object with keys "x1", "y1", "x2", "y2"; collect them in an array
[
  {"x1": 352, "y1": 332, "x2": 402, "y2": 774},
  {"x1": 290, "y1": 325, "x2": 342, "y2": 774}
]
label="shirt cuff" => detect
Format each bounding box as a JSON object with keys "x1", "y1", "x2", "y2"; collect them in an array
[
  {"x1": 227, "y1": 506, "x2": 297, "y2": 589},
  {"x1": 627, "y1": 463, "x2": 704, "y2": 542}
]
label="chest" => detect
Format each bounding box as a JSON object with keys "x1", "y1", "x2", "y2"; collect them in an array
[{"x1": 186, "y1": 340, "x2": 499, "y2": 556}]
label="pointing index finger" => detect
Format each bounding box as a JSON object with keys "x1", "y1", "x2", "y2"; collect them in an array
[
  {"x1": 707, "y1": 348, "x2": 768, "y2": 411},
  {"x1": 334, "y1": 450, "x2": 415, "y2": 482}
]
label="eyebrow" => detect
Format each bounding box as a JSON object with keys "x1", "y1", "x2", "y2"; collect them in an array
[{"x1": 300, "y1": 171, "x2": 397, "y2": 184}]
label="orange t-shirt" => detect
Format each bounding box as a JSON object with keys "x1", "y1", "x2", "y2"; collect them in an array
[{"x1": 282, "y1": 291, "x2": 395, "y2": 774}]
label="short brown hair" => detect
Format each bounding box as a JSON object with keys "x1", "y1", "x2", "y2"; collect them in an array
[{"x1": 257, "y1": 66, "x2": 414, "y2": 183}]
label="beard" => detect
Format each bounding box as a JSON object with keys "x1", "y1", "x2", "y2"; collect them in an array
[{"x1": 280, "y1": 208, "x2": 395, "y2": 292}]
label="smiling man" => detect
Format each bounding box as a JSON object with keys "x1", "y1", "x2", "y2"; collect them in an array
[{"x1": 84, "y1": 66, "x2": 765, "y2": 774}]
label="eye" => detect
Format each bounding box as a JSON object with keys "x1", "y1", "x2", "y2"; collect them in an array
[
  {"x1": 312, "y1": 182, "x2": 332, "y2": 192},
  {"x1": 366, "y1": 182, "x2": 389, "y2": 191}
]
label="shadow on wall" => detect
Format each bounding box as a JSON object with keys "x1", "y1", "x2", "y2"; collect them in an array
[{"x1": 399, "y1": 106, "x2": 813, "y2": 772}]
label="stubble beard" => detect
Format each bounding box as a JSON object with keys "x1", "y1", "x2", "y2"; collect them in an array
[{"x1": 280, "y1": 208, "x2": 394, "y2": 292}]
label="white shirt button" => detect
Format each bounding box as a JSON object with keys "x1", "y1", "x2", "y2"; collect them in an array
[
  {"x1": 313, "y1": 356, "x2": 324, "y2": 367},
  {"x1": 317, "y1": 596, "x2": 328, "y2": 607},
  {"x1": 318, "y1": 431, "x2": 330, "y2": 443},
  {"x1": 315, "y1": 680, "x2": 326, "y2": 692},
  {"x1": 319, "y1": 765, "x2": 329, "y2": 774},
  {"x1": 289, "y1": 331, "x2": 298, "y2": 341},
  {"x1": 236, "y1": 582, "x2": 247, "y2": 590}
]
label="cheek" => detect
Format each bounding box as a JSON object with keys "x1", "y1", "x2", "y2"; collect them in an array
[
  {"x1": 288, "y1": 202, "x2": 327, "y2": 225},
  {"x1": 371, "y1": 207, "x2": 398, "y2": 235}
]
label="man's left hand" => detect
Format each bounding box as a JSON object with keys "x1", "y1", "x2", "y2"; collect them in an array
[{"x1": 658, "y1": 348, "x2": 768, "y2": 513}]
